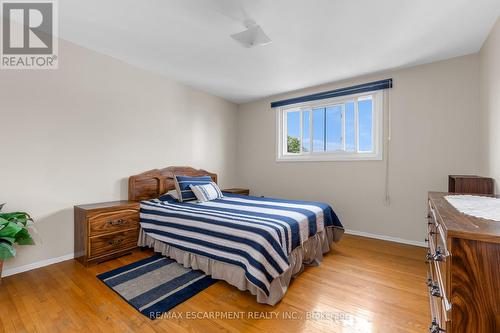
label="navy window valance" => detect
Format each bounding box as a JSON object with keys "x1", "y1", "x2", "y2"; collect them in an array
[{"x1": 271, "y1": 79, "x2": 393, "y2": 108}]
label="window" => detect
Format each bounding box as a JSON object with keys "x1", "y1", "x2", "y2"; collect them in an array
[{"x1": 277, "y1": 91, "x2": 383, "y2": 161}]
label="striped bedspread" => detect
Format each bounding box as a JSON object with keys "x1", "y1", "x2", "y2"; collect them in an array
[{"x1": 139, "y1": 193, "x2": 342, "y2": 295}]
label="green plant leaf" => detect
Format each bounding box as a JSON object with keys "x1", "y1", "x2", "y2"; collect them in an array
[
  {"x1": 0, "y1": 212, "x2": 32, "y2": 226},
  {"x1": 0, "y1": 236, "x2": 15, "y2": 244},
  {"x1": 0, "y1": 209, "x2": 35, "y2": 250},
  {"x1": 0, "y1": 220, "x2": 9, "y2": 234},
  {"x1": 0, "y1": 221, "x2": 22, "y2": 238},
  {"x1": 0, "y1": 242, "x2": 15, "y2": 260},
  {"x1": 15, "y1": 228, "x2": 34, "y2": 245}
]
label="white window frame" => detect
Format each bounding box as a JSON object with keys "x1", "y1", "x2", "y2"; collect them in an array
[{"x1": 276, "y1": 90, "x2": 384, "y2": 162}]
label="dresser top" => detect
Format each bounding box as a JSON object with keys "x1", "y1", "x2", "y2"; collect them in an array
[
  {"x1": 429, "y1": 192, "x2": 500, "y2": 243},
  {"x1": 74, "y1": 200, "x2": 139, "y2": 211}
]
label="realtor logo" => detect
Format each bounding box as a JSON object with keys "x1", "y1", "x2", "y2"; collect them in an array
[{"x1": 1, "y1": 0, "x2": 58, "y2": 69}]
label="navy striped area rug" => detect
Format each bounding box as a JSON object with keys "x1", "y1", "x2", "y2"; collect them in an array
[{"x1": 97, "y1": 254, "x2": 217, "y2": 319}]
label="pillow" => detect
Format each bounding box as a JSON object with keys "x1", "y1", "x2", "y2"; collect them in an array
[
  {"x1": 174, "y1": 175, "x2": 213, "y2": 202},
  {"x1": 190, "y1": 182, "x2": 224, "y2": 202},
  {"x1": 159, "y1": 189, "x2": 179, "y2": 202}
]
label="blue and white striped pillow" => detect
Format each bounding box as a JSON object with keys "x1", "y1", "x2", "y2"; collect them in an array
[
  {"x1": 190, "y1": 182, "x2": 224, "y2": 202},
  {"x1": 174, "y1": 175, "x2": 212, "y2": 202}
]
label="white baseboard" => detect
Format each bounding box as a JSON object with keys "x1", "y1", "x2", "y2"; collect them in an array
[
  {"x1": 2, "y1": 252, "x2": 75, "y2": 278},
  {"x1": 345, "y1": 229, "x2": 427, "y2": 247}
]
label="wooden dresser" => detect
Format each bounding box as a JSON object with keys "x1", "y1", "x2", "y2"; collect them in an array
[
  {"x1": 426, "y1": 192, "x2": 499, "y2": 333},
  {"x1": 74, "y1": 201, "x2": 140, "y2": 266}
]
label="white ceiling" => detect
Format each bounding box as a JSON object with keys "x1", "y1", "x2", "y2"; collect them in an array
[{"x1": 60, "y1": 0, "x2": 500, "y2": 103}]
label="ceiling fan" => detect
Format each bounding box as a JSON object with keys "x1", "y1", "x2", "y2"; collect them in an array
[
  {"x1": 202, "y1": 0, "x2": 272, "y2": 48},
  {"x1": 230, "y1": 18, "x2": 272, "y2": 48}
]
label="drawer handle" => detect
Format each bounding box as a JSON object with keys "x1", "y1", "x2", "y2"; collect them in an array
[
  {"x1": 429, "y1": 319, "x2": 445, "y2": 332},
  {"x1": 426, "y1": 250, "x2": 433, "y2": 262},
  {"x1": 430, "y1": 283, "x2": 441, "y2": 297},
  {"x1": 108, "y1": 238, "x2": 124, "y2": 246},
  {"x1": 427, "y1": 276, "x2": 442, "y2": 297},
  {"x1": 426, "y1": 249, "x2": 446, "y2": 262},
  {"x1": 107, "y1": 218, "x2": 126, "y2": 226},
  {"x1": 433, "y1": 248, "x2": 445, "y2": 262}
]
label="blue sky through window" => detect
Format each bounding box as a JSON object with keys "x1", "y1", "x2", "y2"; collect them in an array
[
  {"x1": 302, "y1": 110, "x2": 310, "y2": 152},
  {"x1": 345, "y1": 102, "x2": 355, "y2": 151},
  {"x1": 358, "y1": 98, "x2": 373, "y2": 151},
  {"x1": 326, "y1": 105, "x2": 342, "y2": 151},
  {"x1": 286, "y1": 96, "x2": 373, "y2": 153},
  {"x1": 312, "y1": 108, "x2": 324, "y2": 151},
  {"x1": 287, "y1": 111, "x2": 300, "y2": 138}
]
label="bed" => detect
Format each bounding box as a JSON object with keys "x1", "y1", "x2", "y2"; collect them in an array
[{"x1": 129, "y1": 166, "x2": 344, "y2": 305}]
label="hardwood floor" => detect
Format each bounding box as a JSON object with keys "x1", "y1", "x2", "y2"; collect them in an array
[{"x1": 0, "y1": 235, "x2": 429, "y2": 333}]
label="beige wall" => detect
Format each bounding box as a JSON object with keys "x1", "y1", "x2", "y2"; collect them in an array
[
  {"x1": 479, "y1": 18, "x2": 500, "y2": 193},
  {"x1": 237, "y1": 55, "x2": 480, "y2": 243},
  {"x1": 0, "y1": 40, "x2": 238, "y2": 272}
]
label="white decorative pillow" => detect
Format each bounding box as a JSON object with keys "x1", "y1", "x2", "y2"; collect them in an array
[
  {"x1": 166, "y1": 189, "x2": 179, "y2": 200},
  {"x1": 190, "y1": 182, "x2": 224, "y2": 202}
]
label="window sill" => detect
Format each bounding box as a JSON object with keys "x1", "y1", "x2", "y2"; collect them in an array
[{"x1": 276, "y1": 153, "x2": 382, "y2": 162}]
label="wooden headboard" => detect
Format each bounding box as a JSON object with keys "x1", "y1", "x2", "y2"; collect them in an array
[{"x1": 128, "y1": 166, "x2": 217, "y2": 201}]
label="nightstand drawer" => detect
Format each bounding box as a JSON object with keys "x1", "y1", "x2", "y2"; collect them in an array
[
  {"x1": 89, "y1": 229, "x2": 139, "y2": 259},
  {"x1": 88, "y1": 209, "x2": 139, "y2": 236}
]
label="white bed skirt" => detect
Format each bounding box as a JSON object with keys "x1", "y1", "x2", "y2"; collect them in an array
[{"x1": 138, "y1": 226, "x2": 343, "y2": 305}]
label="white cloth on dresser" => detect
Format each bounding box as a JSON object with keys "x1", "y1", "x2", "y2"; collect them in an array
[{"x1": 445, "y1": 195, "x2": 500, "y2": 221}]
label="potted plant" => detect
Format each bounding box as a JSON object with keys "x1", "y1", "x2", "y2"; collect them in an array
[{"x1": 0, "y1": 203, "x2": 35, "y2": 282}]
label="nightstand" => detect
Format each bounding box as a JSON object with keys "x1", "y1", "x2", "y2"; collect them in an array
[
  {"x1": 223, "y1": 188, "x2": 250, "y2": 196},
  {"x1": 74, "y1": 201, "x2": 140, "y2": 266}
]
